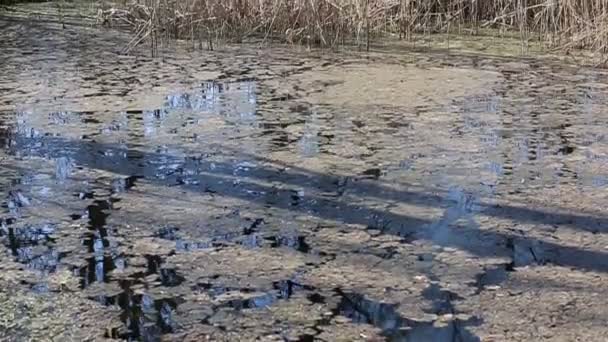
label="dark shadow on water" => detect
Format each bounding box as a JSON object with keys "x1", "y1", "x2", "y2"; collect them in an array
[
  {"x1": 79, "y1": 254, "x2": 116, "y2": 288},
  {"x1": 3, "y1": 132, "x2": 608, "y2": 274},
  {"x1": 83, "y1": 254, "x2": 187, "y2": 340},
  {"x1": 152, "y1": 219, "x2": 313, "y2": 253},
  {"x1": 0, "y1": 222, "x2": 62, "y2": 272},
  {"x1": 299, "y1": 289, "x2": 480, "y2": 342},
  {"x1": 101, "y1": 279, "x2": 182, "y2": 341}
]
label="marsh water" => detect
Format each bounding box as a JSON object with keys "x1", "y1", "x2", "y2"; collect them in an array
[{"x1": 2, "y1": 11, "x2": 608, "y2": 342}]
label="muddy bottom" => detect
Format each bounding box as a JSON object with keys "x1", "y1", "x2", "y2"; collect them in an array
[{"x1": 2, "y1": 10, "x2": 608, "y2": 342}]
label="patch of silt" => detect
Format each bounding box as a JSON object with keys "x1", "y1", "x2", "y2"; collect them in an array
[{"x1": 293, "y1": 64, "x2": 501, "y2": 108}]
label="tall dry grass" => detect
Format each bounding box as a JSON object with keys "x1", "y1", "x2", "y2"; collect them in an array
[{"x1": 97, "y1": 0, "x2": 608, "y2": 54}]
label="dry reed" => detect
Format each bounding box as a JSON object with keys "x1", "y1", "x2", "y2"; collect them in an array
[{"x1": 96, "y1": 0, "x2": 608, "y2": 54}]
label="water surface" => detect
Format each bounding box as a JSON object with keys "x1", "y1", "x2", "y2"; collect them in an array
[{"x1": 2, "y1": 13, "x2": 608, "y2": 342}]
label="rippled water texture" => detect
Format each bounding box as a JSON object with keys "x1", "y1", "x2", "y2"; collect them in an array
[{"x1": 2, "y1": 13, "x2": 608, "y2": 342}]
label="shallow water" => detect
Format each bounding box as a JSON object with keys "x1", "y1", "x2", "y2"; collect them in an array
[{"x1": 2, "y1": 12, "x2": 608, "y2": 342}]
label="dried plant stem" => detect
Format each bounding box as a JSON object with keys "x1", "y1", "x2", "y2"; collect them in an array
[{"x1": 91, "y1": 0, "x2": 608, "y2": 54}]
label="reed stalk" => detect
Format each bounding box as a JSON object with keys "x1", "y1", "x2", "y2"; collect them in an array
[{"x1": 91, "y1": 0, "x2": 608, "y2": 54}]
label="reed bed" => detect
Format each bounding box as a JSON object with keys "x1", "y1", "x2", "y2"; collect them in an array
[{"x1": 91, "y1": 0, "x2": 608, "y2": 54}]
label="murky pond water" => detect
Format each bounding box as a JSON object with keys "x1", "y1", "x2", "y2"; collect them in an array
[{"x1": 3, "y1": 12, "x2": 608, "y2": 342}]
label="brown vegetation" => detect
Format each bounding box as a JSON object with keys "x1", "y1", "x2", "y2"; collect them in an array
[
  {"x1": 92, "y1": 0, "x2": 608, "y2": 53},
  {"x1": 3, "y1": 0, "x2": 608, "y2": 55}
]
